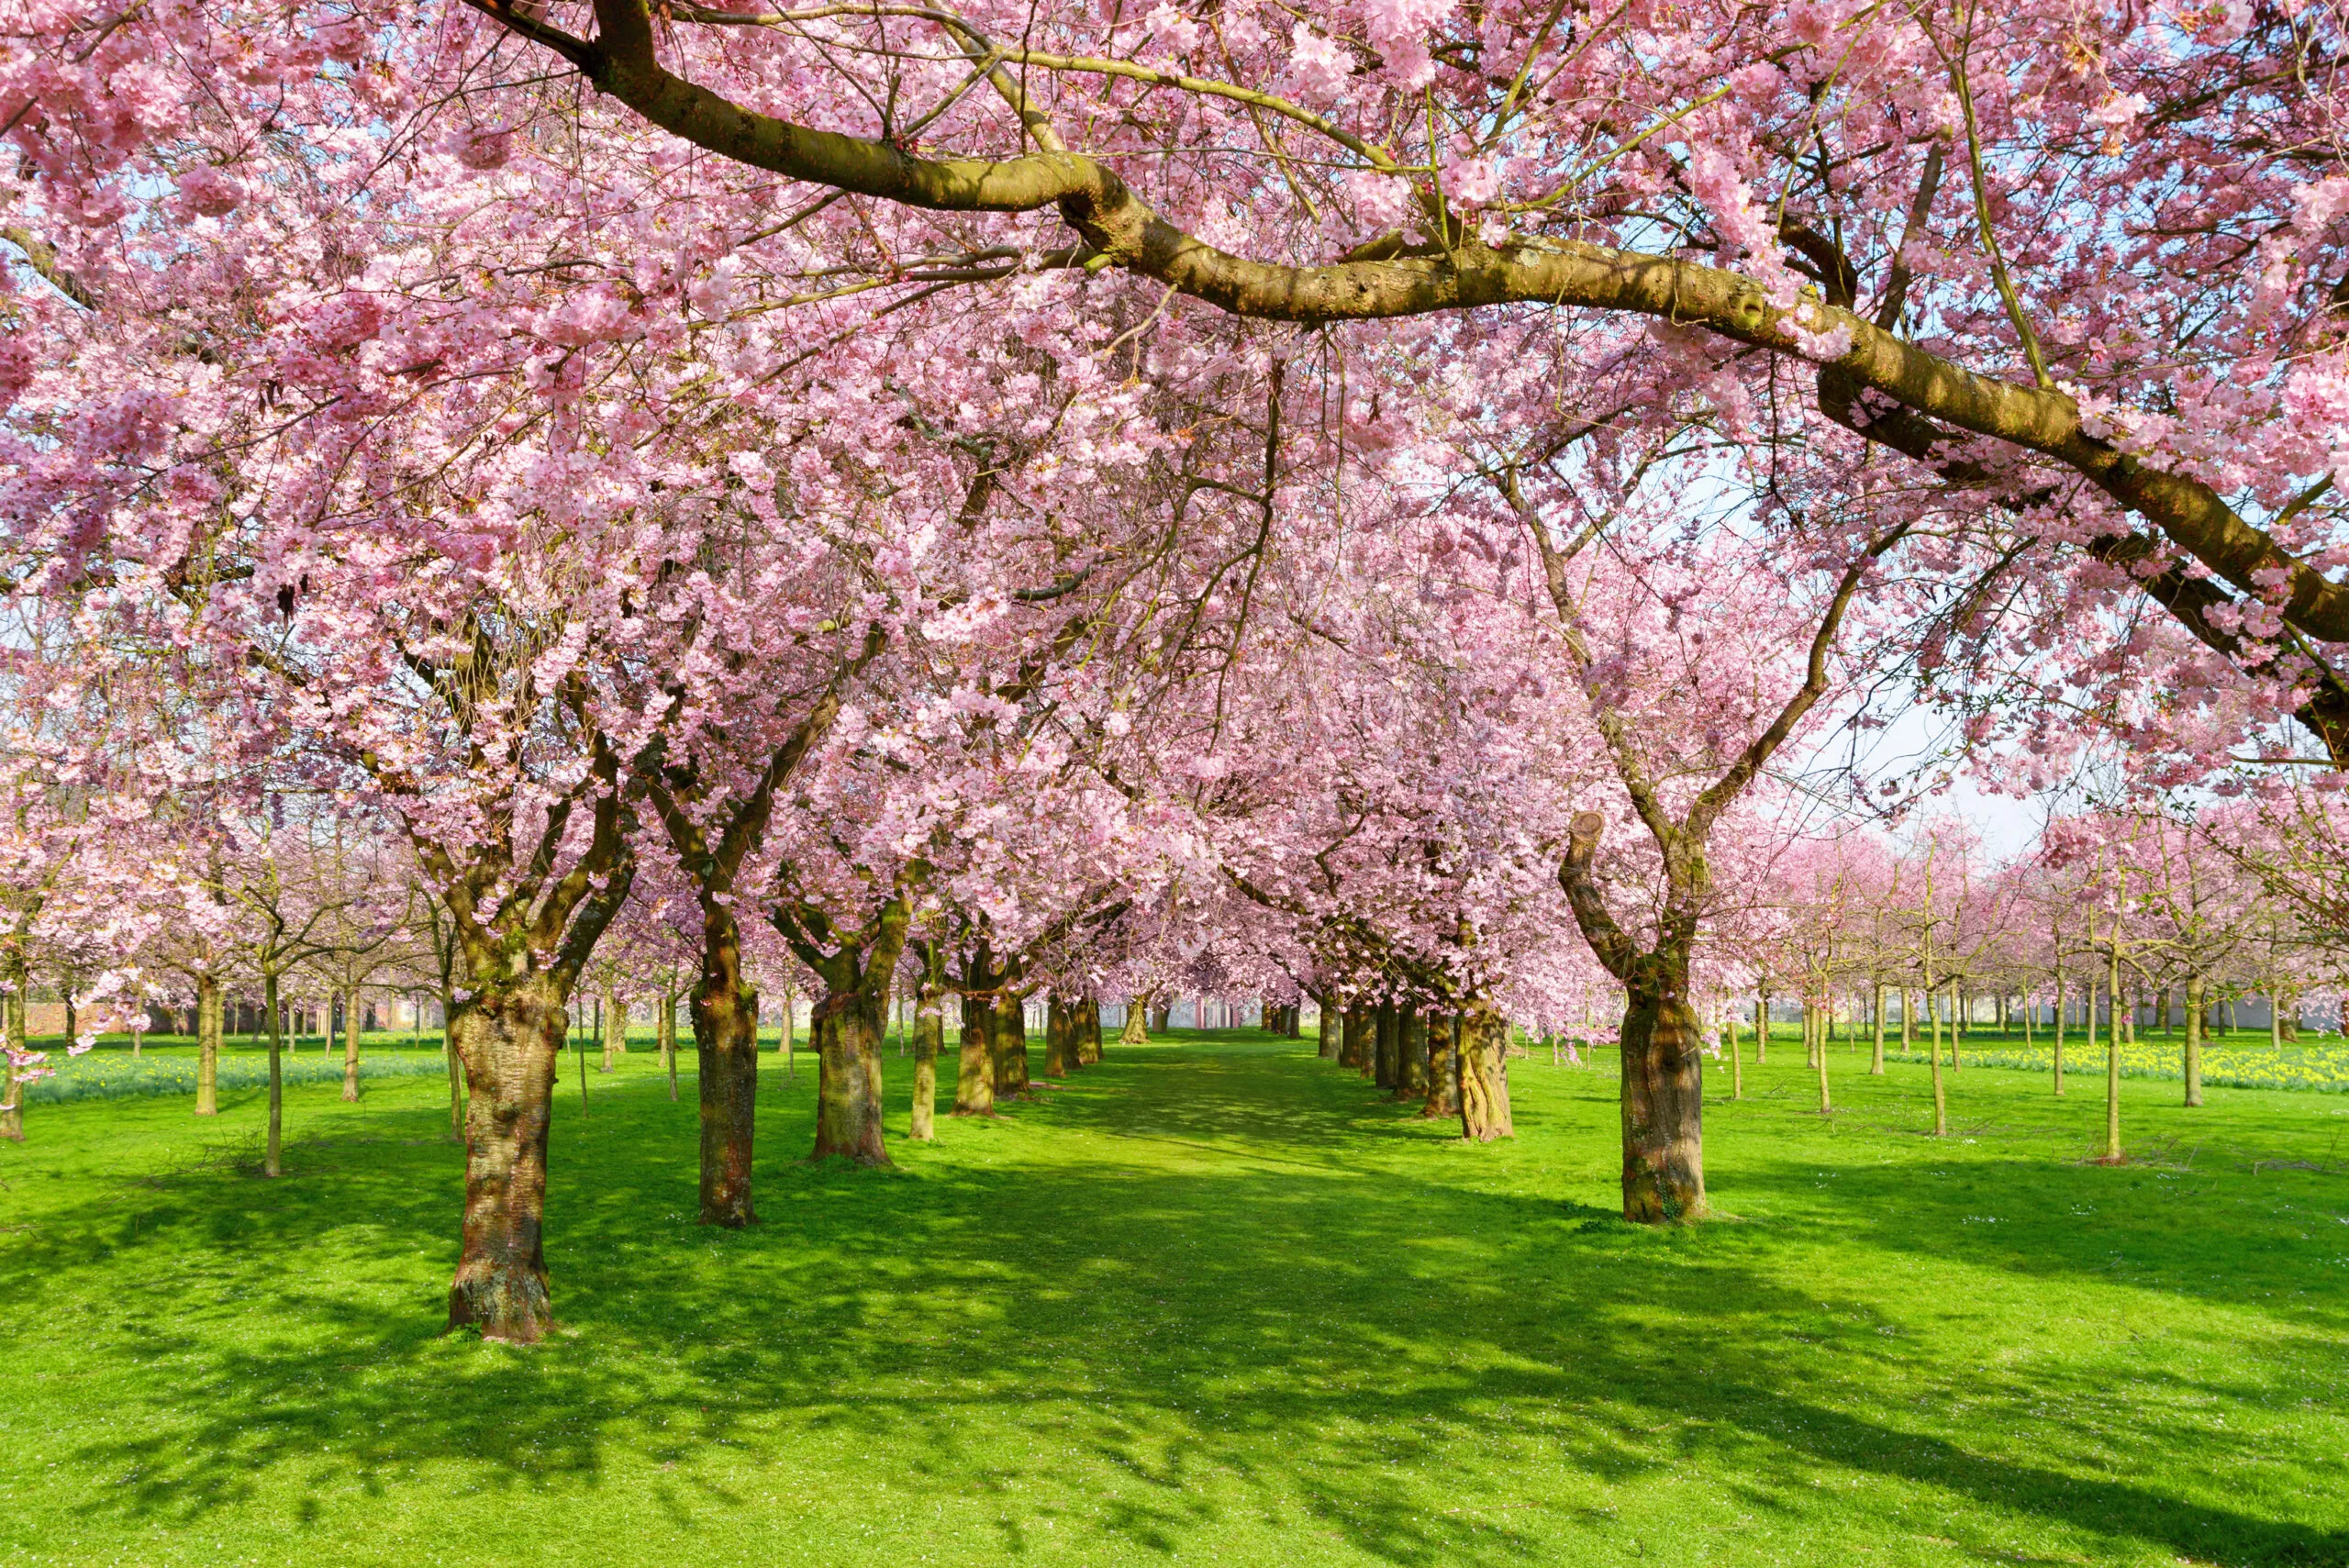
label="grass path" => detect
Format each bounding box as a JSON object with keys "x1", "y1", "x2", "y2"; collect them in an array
[{"x1": 0, "y1": 1032, "x2": 2343, "y2": 1565}]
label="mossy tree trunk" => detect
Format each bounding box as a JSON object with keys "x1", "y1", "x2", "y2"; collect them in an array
[
  {"x1": 994, "y1": 986, "x2": 1033, "y2": 1099},
  {"x1": 1421, "y1": 1010, "x2": 1462, "y2": 1118},
  {"x1": 1397, "y1": 1007, "x2": 1428, "y2": 1101},
  {"x1": 1340, "y1": 1006, "x2": 1372, "y2": 1074},
  {"x1": 1373, "y1": 1002, "x2": 1399, "y2": 1090},
  {"x1": 692, "y1": 960, "x2": 760, "y2": 1226},
  {"x1": 771, "y1": 892, "x2": 912, "y2": 1166},
  {"x1": 447, "y1": 973, "x2": 568, "y2": 1343}
]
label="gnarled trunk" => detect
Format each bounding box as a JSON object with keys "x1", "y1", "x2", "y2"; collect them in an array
[
  {"x1": 954, "y1": 993, "x2": 996, "y2": 1116},
  {"x1": 1619, "y1": 961, "x2": 1704, "y2": 1222},
  {"x1": 1457, "y1": 1002, "x2": 1513, "y2": 1141},
  {"x1": 196, "y1": 974, "x2": 222, "y2": 1118},
  {"x1": 447, "y1": 975, "x2": 567, "y2": 1343},
  {"x1": 1421, "y1": 1010, "x2": 1461, "y2": 1118},
  {"x1": 693, "y1": 971, "x2": 760, "y2": 1229},
  {"x1": 812, "y1": 993, "x2": 889, "y2": 1164}
]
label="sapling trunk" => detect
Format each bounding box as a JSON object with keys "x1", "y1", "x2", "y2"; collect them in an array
[
  {"x1": 2104, "y1": 951, "x2": 2124, "y2": 1163},
  {"x1": 446, "y1": 975, "x2": 567, "y2": 1342},
  {"x1": 341, "y1": 984, "x2": 362, "y2": 1102},
  {"x1": 953, "y1": 994, "x2": 996, "y2": 1117},
  {"x1": 265, "y1": 973, "x2": 285, "y2": 1177},
  {"x1": 1922, "y1": 970, "x2": 1946, "y2": 1137},
  {"x1": 0, "y1": 975, "x2": 23, "y2": 1142},
  {"x1": 661, "y1": 988, "x2": 678, "y2": 1102},
  {"x1": 1870, "y1": 983, "x2": 1887, "y2": 1075},
  {"x1": 440, "y1": 986, "x2": 463, "y2": 1135},
  {"x1": 1421, "y1": 1011, "x2": 1462, "y2": 1119},
  {"x1": 2052, "y1": 973, "x2": 2066, "y2": 1096},
  {"x1": 2183, "y1": 973, "x2": 2205, "y2": 1107},
  {"x1": 1755, "y1": 992, "x2": 1769, "y2": 1062},
  {"x1": 1727, "y1": 1007, "x2": 1743, "y2": 1100},
  {"x1": 1457, "y1": 1003, "x2": 1513, "y2": 1142},
  {"x1": 1815, "y1": 1009, "x2": 1831, "y2": 1116},
  {"x1": 196, "y1": 974, "x2": 221, "y2": 1118}
]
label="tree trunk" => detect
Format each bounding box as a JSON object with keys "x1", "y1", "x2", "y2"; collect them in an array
[
  {"x1": 910, "y1": 995, "x2": 941, "y2": 1141},
  {"x1": 1727, "y1": 1006, "x2": 1743, "y2": 1100},
  {"x1": 196, "y1": 974, "x2": 222, "y2": 1118},
  {"x1": 1922, "y1": 970, "x2": 1946, "y2": 1137},
  {"x1": 1755, "y1": 991, "x2": 1769, "y2": 1062},
  {"x1": 1457, "y1": 1002, "x2": 1513, "y2": 1142},
  {"x1": 1619, "y1": 958, "x2": 1704, "y2": 1223},
  {"x1": 661, "y1": 988, "x2": 679, "y2": 1102},
  {"x1": 1340, "y1": 1006, "x2": 1372, "y2": 1073},
  {"x1": 1373, "y1": 1002, "x2": 1399, "y2": 1090},
  {"x1": 0, "y1": 970, "x2": 24, "y2": 1141},
  {"x1": 446, "y1": 974, "x2": 567, "y2": 1343},
  {"x1": 1077, "y1": 1000, "x2": 1103, "y2": 1066},
  {"x1": 265, "y1": 973, "x2": 285, "y2": 1177},
  {"x1": 693, "y1": 963, "x2": 760, "y2": 1229},
  {"x1": 811, "y1": 992, "x2": 889, "y2": 1164},
  {"x1": 1814, "y1": 1000, "x2": 1831, "y2": 1115},
  {"x1": 1316, "y1": 994, "x2": 1339, "y2": 1060},
  {"x1": 1397, "y1": 1007, "x2": 1428, "y2": 1101},
  {"x1": 2103, "y1": 951, "x2": 2124, "y2": 1163},
  {"x1": 1120, "y1": 993, "x2": 1150, "y2": 1045},
  {"x1": 2183, "y1": 973, "x2": 2205, "y2": 1108},
  {"x1": 1421, "y1": 1010, "x2": 1462, "y2": 1119},
  {"x1": 993, "y1": 991, "x2": 1031, "y2": 1099},
  {"x1": 954, "y1": 993, "x2": 996, "y2": 1117},
  {"x1": 2053, "y1": 972, "x2": 2067, "y2": 1095},
  {"x1": 1870, "y1": 982, "x2": 1887, "y2": 1074},
  {"x1": 1045, "y1": 995, "x2": 1077, "y2": 1078},
  {"x1": 1148, "y1": 1000, "x2": 1171, "y2": 1033},
  {"x1": 341, "y1": 984, "x2": 362, "y2": 1102}
]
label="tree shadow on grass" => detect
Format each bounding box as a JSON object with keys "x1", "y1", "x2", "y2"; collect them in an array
[{"x1": 17, "y1": 1044, "x2": 2347, "y2": 1566}]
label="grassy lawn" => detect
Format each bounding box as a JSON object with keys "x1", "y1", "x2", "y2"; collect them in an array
[{"x1": 0, "y1": 1029, "x2": 2343, "y2": 1565}]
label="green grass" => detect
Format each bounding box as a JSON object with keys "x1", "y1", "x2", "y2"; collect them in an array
[{"x1": 1, "y1": 1029, "x2": 2343, "y2": 1566}]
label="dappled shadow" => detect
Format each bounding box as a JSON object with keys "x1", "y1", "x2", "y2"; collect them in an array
[{"x1": 7, "y1": 1037, "x2": 2343, "y2": 1564}]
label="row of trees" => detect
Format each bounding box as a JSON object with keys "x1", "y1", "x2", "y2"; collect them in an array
[{"x1": 6, "y1": 0, "x2": 2349, "y2": 1340}]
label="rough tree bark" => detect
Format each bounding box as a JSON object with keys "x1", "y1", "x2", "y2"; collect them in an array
[
  {"x1": 1316, "y1": 993, "x2": 1339, "y2": 1060},
  {"x1": 1373, "y1": 1002, "x2": 1399, "y2": 1091},
  {"x1": 1562, "y1": 814, "x2": 1704, "y2": 1223},
  {"x1": 1457, "y1": 1002, "x2": 1515, "y2": 1142},
  {"x1": 1076, "y1": 999, "x2": 1103, "y2": 1066},
  {"x1": 1422, "y1": 1010, "x2": 1462, "y2": 1119},
  {"x1": 1397, "y1": 1007, "x2": 1428, "y2": 1101},
  {"x1": 994, "y1": 989, "x2": 1032, "y2": 1099},
  {"x1": 694, "y1": 966, "x2": 760, "y2": 1226},
  {"x1": 446, "y1": 974, "x2": 569, "y2": 1343},
  {"x1": 1045, "y1": 995, "x2": 1078, "y2": 1078},
  {"x1": 1340, "y1": 1006, "x2": 1372, "y2": 1074},
  {"x1": 954, "y1": 964, "x2": 997, "y2": 1118}
]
